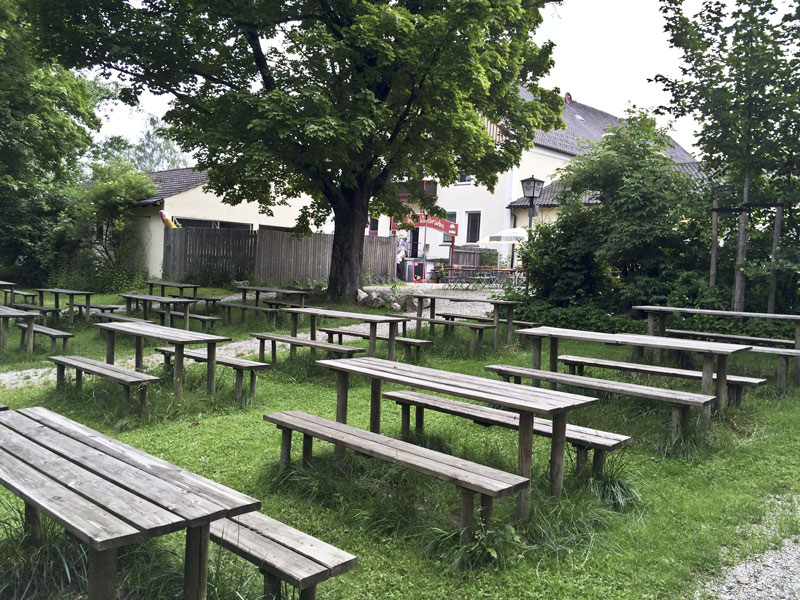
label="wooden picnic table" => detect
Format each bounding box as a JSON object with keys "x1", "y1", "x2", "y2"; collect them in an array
[
  {"x1": 120, "y1": 293, "x2": 194, "y2": 329},
  {"x1": 282, "y1": 307, "x2": 407, "y2": 360},
  {"x1": 146, "y1": 280, "x2": 200, "y2": 298},
  {"x1": 237, "y1": 285, "x2": 310, "y2": 308},
  {"x1": 315, "y1": 356, "x2": 597, "y2": 518},
  {"x1": 0, "y1": 280, "x2": 16, "y2": 305},
  {"x1": 95, "y1": 321, "x2": 230, "y2": 404},
  {"x1": 0, "y1": 406, "x2": 259, "y2": 600},
  {"x1": 410, "y1": 293, "x2": 522, "y2": 345},
  {"x1": 633, "y1": 304, "x2": 800, "y2": 381},
  {"x1": 0, "y1": 305, "x2": 36, "y2": 353},
  {"x1": 516, "y1": 326, "x2": 751, "y2": 414},
  {"x1": 36, "y1": 288, "x2": 96, "y2": 325}
]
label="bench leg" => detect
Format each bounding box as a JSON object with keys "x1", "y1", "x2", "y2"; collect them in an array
[
  {"x1": 415, "y1": 406, "x2": 424, "y2": 435},
  {"x1": 62, "y1": 338, "x2": 68, "y2": 354},
  {"x1": 75, "y1": 370, "x2": 83, "y2": 393},
  {"x1": 24, "y1": 502, "x2": 43, "y2": 544},
  {"x1": 299, "y1": 587, "x2": 317, "y2": 600},
  {"x1": 50, "y1": 338, "x2": 56, "y2": 354},
  {"x1": 263, "y1": 572, "x2": 282, "y2": 600},
  {"x1": 728, "y1": 384, "x2": 742, "y2": 407},
  {"x1": 370, "y1": 378, "x2": 382, "y2": 433},
  {"x1": 575, "y1": 446, "x2": 589, "y2": 480},
  {"x1": 56, "y1": 364, "x2": 65, "y2": 393},
  {"x1": 549, "y1": 413, "x2": 567, "y2": 498},
  {"x1": 88, "y1": 547, "x2": 117, "y2": 600},
  {"x1": 592, "y1": 450, "x2": 606, "y2": 478},
  {"x1": 670, "y1": 405, "x2": 683, "y2": 443},
  {"x1": 250, "y1": 371, "x2": 257, "y2": 399},
  {"x1": 567, "y1": 364, "x2": 576, "y2": 375},
  {"x1": 139, "y1": 385, "x2": 148, "y2": 414},
  {"x1": 549, "y1": 338, "x2": 559, "y2": 391},
  {"x1": 531, "y1": 338, "x2": 542, "y2": 388},
  {"x1": 19, "y1": 327, "x2": 25, "y2": 349},
  {"x1": 122, "y1": 385, "x2": 131, "y2": 415},
  {"x1": 271, "y1": 341, "x2": 277, "y2": 365},
  {"x1": 302, "y1": 433, "x2": 313, "y2": 465},
  {"x1": 183, "y1": 523, "x2": 209, "y2": 600},
  {"x1": 234, "y1": 370, "x2": 244, "y2": 404},
  {"x1": 173, "y1": 345, "x2": 184, "y2": 405},
  {"x1": 469, "y1": 329, "x2": 476, "y2": 353},
  {"x1": 778, "y1": 356, "x2": 788, "y2": 395},
  {"x1": 458, "y1": 489, "x2": 475, "y2": 544},
  {"x1": 715, "y1": 355, "x2": 728, "y2": 413},
  {"x1": 404, "y1": 345, "x2": 411, "y2": 363},
  {"x1": 479, "y1": 494, "x2": 494, "y2": 529},
  {"x1": 279, "y1": 428, "x2": 292, "y2": 468},
  {"x1": 400, "y1": 404, "x2": 411, "y2": 438}
]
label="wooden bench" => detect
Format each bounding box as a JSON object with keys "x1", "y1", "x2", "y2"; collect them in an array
[
  {"x1": 3, "y1": 290, "x2": 36, "y2": 304},
  {"x1": 558, "y1": 355, "x2": 767, "y2": 406},
  {"x1": 155, "y1": 347, "x2": 270, "y2": 403},
  {"x1": 49, "y1": 356, "x2": 160, "y2": 412},
  {"x1": 319, "y1": 326, "x2": 432, "y2": 362},
  {"x1": 15, "y1": 323, "x2": 73, "y2": 354},
  {"x1": 0, "y1": 405, "x2": 7, "y2": 411},
  {"x1": 210, "y1": 511, "x2": 357, "y2": 600},
  {"x1": 264, "y1": 410, "x2": 529, "y2": 544},
  {"x1": 218, "y1": 301, "x2": 279, "y2": 325},
  {"x1": 170, "y1": 294, "x2": 223, "y2": 315},
  {"x1": 251, "y1": 333, "x2": 365, "y2": 364},
  {"x1": 397, "y1": 315, "x2": 494, "y2": 352},
  {"x1": 153, "y1": 310, "x2": 221, "y2": 332},
  {"x1": 384, "y1": 390, "x2": 630, "y2": 479},
  {"x1": 11, "y1": 303, "x2": 59, "y2": 326},
  {"x1": 664, "y1": 328, "x2": 793, "y2": 348},
  {"x1": 98, "y1": 313, "x2": 151, "y2": 324},
  {"x1": 485, "y1": 364, "x2": 715, "y2": 442},
  {"x1": 436, "y1": 311, "x2": 538, "y2": 329},
  {"x1": 73, "y1": 302, "x2": 121, "y2": 318},
  {"x1": 665, "y1": 330, "x2": 800, "y2": 394}
]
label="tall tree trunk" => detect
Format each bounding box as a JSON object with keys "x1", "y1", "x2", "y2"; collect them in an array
[
  {"x1": 767, "y1": 202, "x2": 784, "y2": 314},
  {"x1": 732, "y1": 166, "x2": 751, "y2": 311},
  {"x1": 327, "y1": 192, "x2": 369, "y2": 301},
  {"x1": 710, "y1": 196, "x2": 719, "y2": 291}
]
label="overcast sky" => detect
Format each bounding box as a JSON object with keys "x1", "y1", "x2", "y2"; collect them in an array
[{"x1": 98, "y1": 0, "x2": 704, "y2": 158}]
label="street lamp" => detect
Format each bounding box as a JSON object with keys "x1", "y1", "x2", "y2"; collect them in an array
[{"x1": 521, "y1": 175, "x2": 545, "y2": 229}]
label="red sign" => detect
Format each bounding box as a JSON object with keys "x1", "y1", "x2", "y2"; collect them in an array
[{"x1": 391, "y1": 214, "x2": 458, "y2": 236}]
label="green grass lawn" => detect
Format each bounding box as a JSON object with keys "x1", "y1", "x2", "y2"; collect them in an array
[{"x1": 1, "y1": 300, "x2": 800, "y2": 599}]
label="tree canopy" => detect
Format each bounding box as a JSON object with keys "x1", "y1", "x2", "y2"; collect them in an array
[{"x1": 31, "y1": 0, "x2": 564, "y2": 298}]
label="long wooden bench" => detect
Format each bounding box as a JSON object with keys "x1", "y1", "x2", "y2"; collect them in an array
[
  {"x1": 48, "y1": 356, "x2": 160, "y2": 412},
  {"x1": 3, "y1": 290, "x2": 36, "y2": 304},
  {"x1": 169, "y1": 294, "x2": 223, "y2": 315},
  {"x1": 73, "y1": 302, "x2": 121, "y2": 318},
  {"x1": 664, "y1": 328, "x2": 793, "y2": 348},
  {"x1": 436, "y1": 311, "x2": 538, "y2": 328},
  {"x1": 665, "y1": 329, "x2": 800, "y2": 394},
  {"x1": 398, "y1": 315, "x2": 494, "y2": 352},
  {"x1": 384, "y1": 390, "x2": 629, "y2": 479},
  {"x1": 559, "y1": 354, "x2": 767, "y2": 406},
  {"x1": 11, "y1": 303, "x2": 59, "y2": 326},
  {"x1": 210, "y1": 511, "x2": 357, "y2": 600},
  {"x1": 15, "y1": 323, "x2": 73, "y2": 354},
  {"x1": 251, "y1": 333, "x2": 366, "y2": 364},
  {"x1": 218, "y1": 301, "x2": 279, "y2": 325},
  {"x1": 155, "y1": 347, "x2": 270, "y2": 403},
  {"x1": 264, "y1": 410, "x2": 529, "y2": 544},
  {"x1": 319, "y1": 326, "x2": 432, "y2": 362},
  {"x1": 485, "y1": 364, "x2": 715, "y2": 442},
  {"x1": 98, "y1": 313, "x2": 151, "y2": 324},
  {"x1": 153, "y1": 310, "x2": 221, "y2": 332}
]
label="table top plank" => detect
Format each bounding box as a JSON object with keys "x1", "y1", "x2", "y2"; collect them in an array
[
  {"x1": 516, "y1": 326, "x2": 751, "y2": 355},
  {"x1": 316, "y1": 357, "x2": 596, "y2": 414},
  {"x1": 632, "y1": 305, "x2": 800, "y2": 322},
  {"x1": 237, "y1": 285, "x2": 311, "y2": 296},
  {"x1": 121, "y1": 293, "x2": 195, "y2": 305},
  {"x1": 1, "y1": 410, "x2": 228, "y2": 524},
  {"x1": 22, "y1": 407, "x2": 259, "y2": 515},
  {"x1": 0, "y1": 447, "x2": 141, "y2": 550},
  {"x1": 35, "y1": 288, "x2": 96, "y2": 296},
  {"x1": 409, "y1": 293, "x2": 522, "y2": 306},
  {"x1": 94, "y1": 321, "x2": 230, "y2": 344},
  {"x1": 147, "y1": 281, "x2": 200, "y2": 289},
  {"x1": 0, "y1": 422, "x2": 184, "y2": 536},
  {"x1": 282, "y1": 307, "x2": 407, "y2": 323},
  {"x1": 0, "y1": 306, "x2": 37, "y2": 318}
]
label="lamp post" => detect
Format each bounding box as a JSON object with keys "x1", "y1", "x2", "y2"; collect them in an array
[{"x1": 521, "y1": 174, "x2": 545, "y2": 229}]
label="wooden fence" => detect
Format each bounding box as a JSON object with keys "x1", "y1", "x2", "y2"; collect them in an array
[{"x1": 163, "y1": 227, "x2": 396, "y2": 285}]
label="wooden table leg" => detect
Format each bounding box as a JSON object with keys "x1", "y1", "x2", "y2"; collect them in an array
[
  {"x1": 88, "y1": 547, "x2": 117, "y2": 600},
  {"x1": 701, "y1": 353, "x2": 715, "y2": 410},
  {"x1": 135, "y1": 336, "x2": 144, "y2": 370},
  {"x1": 549, "y1": 412, "x2": 567, "y2": 498},
  {"x1": 290, "y1": 313, "x2": 298, "y2": 359},
  {"x1": 125, "y1": 297, "x2": 132, "y2": 316},
  {"x1": 206, "y1": 342, "x2": 216, "y2": 396},
  {"x1": 715, "y1": 355, "x2": 728, "y2": 413},
  {"x1": 184, "y1": 303, "x2": 190, "y2": 330},
  {"x1": 549, "y1": 338, "x2": 559, "y2": 390},
  {"x1": 459, "y1": 489, "x2": 475, "y2": 544},
  {"x1": 183, "y1": 523, "x2": 210, "y2": 600},
  {"x1": 53, "y1": 293, "x2": 60, "y2": 325},
  {"x1": 309, "y1": 314, "x2": 317, "y2": 359},
  {"x1": 794, "y1": 322, "x2": 800, "y2": 385},
  {"x1": 658, "y1": 314, "x2": 666, "y2": 364},
  {"x1": 67, "y1": 294, "x2": 75, "y2": 325},
  {"x1": 24, "y1": 502, "x2": 43, "y2": 543},
  {"x1": 428, "y1": 299, "x2": 436, "y2": 337},
  {"x1": 105, "y1": 330, "x2": 115, "y2": 364},
  {"x1": 516, "y1": 412, "x2": 533, "y2": 520},
  {"x1": 493, "y1": 307, "x2": 500, "y2": 348},
  {"x1": 174, "y1": 344, "x2": 184, "y2": 404},
  {"x1": 415, "y1": 297, "x2": 423, "y2": 337},
  {"x1": 370, "y1": 377, "x2": 382, "y2": 433},
  {"x1": 25, "y1": 316, "x2": 34, "y2": 354},
  {"x1": 148, "y1": 283, "x2": 154, "y2": 295},
  {"x1": 336, "y1": 371, "x2": 349, "y2": 424},
  {"x1": 38, "y1": 290, "x2": 44, "y2": 308},
  {"x1": 0, "y1": 318, "x2": 7, "y2": 351},
  {"x1": 388, "y1": 322, "x2": 397, "y2": 361},
  {"x1": 85, "y1": 294, "x2": 92, "y2": 324},
  {"x1": 368, "y1": 323, "x2": 377, "y2": 357},
  {"x1": 531, "y1": 337, "x2": 542, "y2": 388},
  {"x1": 506, "y1": 306, "x2": 514, "y2": 345},
  {"x1": 645, "y1": 312, "x2": 655, "y2": 363}
]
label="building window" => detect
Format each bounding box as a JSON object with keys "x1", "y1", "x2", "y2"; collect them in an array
[
  {"x1": 466, "y1": 212, "x2": 481, "y2": 243},
  {"x1": 457, "y1": 169, "x2": 474, "y2": 183},
  {"x1": 368, "y1": 217, "x2": 379, "y2": 236},
  {"x1": 174, "y1": 218, "x2": 252, "y2": 231},
  {"x1": 443, "y1": 212, "x2": 457, "y2": 242}
]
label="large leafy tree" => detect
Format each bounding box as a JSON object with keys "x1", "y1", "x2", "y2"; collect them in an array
[
  {"x1": 656, "y1": 0, "x2": 792, "y2": 311},
  {"x1": 98, "y1": 115, "x2": 190, "y2": 173},
  {"x1": 0, "y1": 0, "x2": 104, "y2": 281},
  {"x1": 31, "y1": 0, "x2": 564, "y2": 299}
]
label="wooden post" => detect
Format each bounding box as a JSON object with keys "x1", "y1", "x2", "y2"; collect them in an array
[
  {"x1": 368, "y1": 323, "x2": 377, "y2": 357},
  {"x1": 576, "y1": 446, "x2": 589, "y2": 480},
  {"x1": 479, "y1": 494, "x2": 494, "y2": 529},
  {"x1": 505, "y1": 305, "x2": 514, "y2": 345},
  {"x1": 234, "y1": 370, "x2": 244, "y2": 404},
  {"x1": 400, "y1": 404, "x2": 411, "y2": 438},
  {"x1": 592, "y1": 450, "x2": 605, "y2": 477},
  {"x1": 183, "y1": 303, "x2": 190, "y2": 331},
  {"x1": 174, "y1": 345, "x2": 185, "y2": 405},
  {"x1": 415, "y1": 406, "x2": 424, "y2": 434},
  {"x1": 0, "y1": 318, "x2": 7, "y2": 351},
  {"x1": 290, "y1": 314, "x2": 298, "y2": 358},
  {"x1": 701, "y1": 354, "x2": 715, "y2": 408},
  {"x1": 428, "y1": 298, "x2": 436, "y2": 337},
  {"x1": 369, "y1": 378, "x2": 382, "y2": 433},
  {"x1": 24, "y1": 502, "x2": 43, "y2": 543},
  {"x1": 549, "y1": 413, "x2": 567, "y2": 498},
  {"x1": 335, "y1": 371, "x2": 349, "y2": 424},
  {"x1": 105, "y1": 331, "x2": 116, "y2": 365},
  {"x1": 263, "y1": 572, "x2": 282, "y2": 600},
  {"x1": 645, "y1": 313, "x2": 655, "y2": 363},
  {"x1": 548, "y1": 338, "x2": 559, "y2": 391},
  {"x1": 794, "y1": 322, "x2": 800, "y2": 385},
  {"x1": 658, "y1": 314, "x2": 667, "y2": 364},
  {"x1": 75, "y1": 370, "x2": 83, "y2": 393},
  {"x1": 302, "y1": 433, "x2": 313, "y2": 465},
  {"x1": 670, "y1": 405, "x2": 682, "y2": 444},
  {"x1": 777, "y1": 355, "x2": 788, "y2": 395},
  {"x1": 250, "y1": 371, "x2": 257, "y2": 398},
  {"x1": 715, "y1": 355, "x2": 728, "y2": 413},
  {"x1": 25, "y1": 316, "x2": 34, "y2": 354},
  {"x1": 183, "y1": 523, "x2": 210, "y2": 600},
  {"x1": 516, "y1": 412, "x2": 533, "y2": 520},
  {"x1": 493, "y1": 307, "x2": 501, "y2": 347},
  {"x1": 135, "y1": 336, "x2": 144, "y2": 371},
  {"x1": 458, "y1": 489, "x2": 475, "y2": 544},
  {"x1": 531, "y1": 337, "x2": 542, "y2": 388},
  {"x1": 206, "y1": 342, "x2": 216, "y2": 396},
  {"x1": 388, "y1": 322, "x2": 397, "y2": 361},
  {"x1": 279, "y1": 428, "x2": 292, "y2": 467},
  {"x1": 415, "y1": 297, "x2": 423, "y2": 337},
  {"x1": 56, "y1": 364, "x2": 65, "y2": 392},
  {"x1": 139, "y1": 386, "x2": 148, "y2": 414},
  {"x1": 88, "y1": 547, "x2": 117, "y2": 600},
  {"x1": 299, "y1": 587, "x2": 317, "y2": 600}
]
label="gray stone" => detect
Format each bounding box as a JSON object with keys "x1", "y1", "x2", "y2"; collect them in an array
[
  {"x1": 389, "y1": 302, "x2": 402, "y2": 311},
  {"x1": 357, "y1": 289, "x2": 368, "y2": 302}
]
